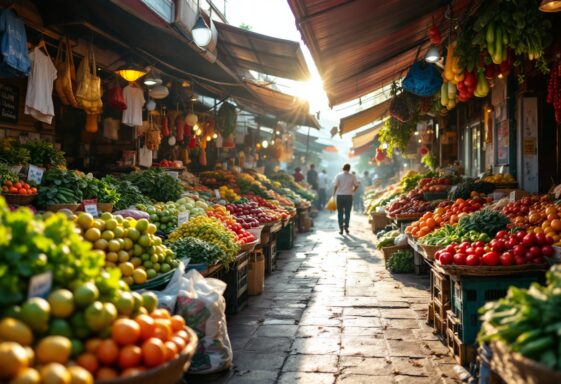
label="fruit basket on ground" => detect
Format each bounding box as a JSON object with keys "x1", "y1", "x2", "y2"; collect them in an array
[
  {"x1": 478, "y1": 265, "x2": 561, "y2": 380},
  {"x1": 1, "y1": 180, "x2": 38, "y2": 205}
]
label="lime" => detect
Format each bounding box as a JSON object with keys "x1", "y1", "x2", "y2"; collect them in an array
[
  {"x1": 132, "y1": 269, "x2": 148, "y2": 285},
  {"x1": 160, "y1": 263, "x2": 171, "y2": 273},
  {"x1": 153, "y1": 263, "x2": 161, "y2": 272},
  {"x1": 123, "y1": 276, "x2": 134, "y2": 286},
  {"x1": 141, "y1": 291, "x2": 158, "y2": 312},
  {"x1": 92, "y1": 219, "x2": 105, "y2": 231},
  {"x1": 113, "y1": 227, "x2": 124, "y2": 239},
  {"x1": 136, "y1": 219, "x2": 149, "y2": 233},
  {"x1": 147, "y1": 223, "x2": 157, "y2": 234},
  {"x1": 131, "y1": 292, "x2": 143, "y2": 313},
  {"x1": 100, "y1": 212, "x2": 113, "y2": 221},
  {"x1": 118, "y1": 250, "x2": 130, "y2": 263},
  {"x1": 108, "y1": 240, "x2": 121, "y2": 252},
  {"x1": 47, "y1": 289, "x2": 75, "y2": 319},
  {"x1": 143, "y1": 260, "x2": 153, "y2": 269},
  {"x1": 84, "y1": 228, "x2": 101, "y2": 242},
  {"x1": 20, "y1": 297, "x2": 50, "y2": 333},
  {"x1": 138, "y1": 234, "x2": 151, "y2": 247},
  {"x1": 141, "y1": 253, "x2": 150, "y2": 261},
  {"x1": 104, "y1": 219, "x2": 118, "y2": 231},
  {"x1": 123, "y1": 238, "x2": 134, "y2": 251},
  {"x1": 150, "y1": 255, "x2": 159, "y2": 264},
  {"x1": 119, "y1": 262, "x2": 134, "y2": 277},
  {"x1": 70, "y1": 312, "x2": 90, "y2": 339},
  {"x1": 114, "y1": 291, "x2": 134, "y2": 316},
  {"x1": 146, "y1": 269, "x2": 157, "y2": 279},
  {"x1": 130, "y1": 257, "x2": 142, "y2": 268},
  {"x1": 93, "y1": 238, "x2": 108, "y2": 251},
  {"x1": 128, "y1": 228, "x2": 141, "y2": 241},
  {"x1": 73, "y1": 283, "x2": 99, "y2": 308},
  {"x1": 106, "y1": 251, "x2": 118, "y2": 263},
  {"x1": 132, "y1": 244, "x2": 143, "y2": 257},
  {"x1": 84, "y1": 302, "x2": 107, "y2": 332},
  {"x1": 48, "y1": 319, "x2": 73, "y2": 338},
  {"x1": 70, "y1": 339, "x2": 84, "y2": 357},
  {"x1": 101, "y1": 230, "x2": 115, "y2": 241}
]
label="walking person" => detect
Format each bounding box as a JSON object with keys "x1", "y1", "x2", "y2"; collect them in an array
[
  {"x1": 317, "y1": 169, "x2": 329, "y2": 210},
  {"x1": 333, "y1": 164, "x2": 359, "y2": 235},
  {"x1": 307, "y1": 164, "x2": 319, "y2": 208},
  {"x1": 293, "y1": 167, "x2": 304, "y2": 183}
]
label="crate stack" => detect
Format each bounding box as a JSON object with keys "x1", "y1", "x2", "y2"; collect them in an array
[
  {"x1": 429, "y1": 267, "x2": 450, "y2": 338},
  {"x1": 223, "y1": 252, "x2": 250, "y2": 315}
]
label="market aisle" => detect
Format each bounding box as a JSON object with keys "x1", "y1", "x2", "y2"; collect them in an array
[{"x1": 188, "y1": 212, "x2": 463, "y2": 384}]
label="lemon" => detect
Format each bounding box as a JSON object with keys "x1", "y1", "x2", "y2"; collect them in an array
[
  {"x1": 106, "y1": 252, "x2": 118, "y2": 263},
  {"x1": 73, "y1": 283, "x2": 99, "y2": 308},
  {"x1": 108, "y1": 240, "x2": 121, "y2": 252},
  {"x1": 118, "y1": 250, "x2": 130, "y2": 263},
  {"x1": 39, "y1": 363, "x2": 70, "y2": 384},
  {"x1": 36, "y1": 336, "x2": 72, "y2": 365},
  {"x1": 132, "y1": 269, "x2": 147, "y2": 285},
  {"x1": 10, "y1": 367, "x2": 40, "y2": 384},
  {"x1": 76, "y1": 213, "x2": 94, "y2": 229},
  {"x1": 119, "y1": 262, "x2": 134, "y2": 277},
  {"x1": 104, "y1": 218, "x2": 118, "y2": 231},
  {"x1": 0, "y1": 318, "x2": 33, "y2": 346},
  {"x1": 67, "y1": 366, "x2": 92, "y2": 384},
  {"x1": 20, "y1": 298, "x2": 50, "y2": 333},
  {"x1": 93, "y1": 239, "x2": 108, "y2": 251},
  {"x1": 135, "y1": 219, "x2": 149, "y2": 233},
  {"x1": 47, "y1": 290, "x2": 75, "y2": 319},
  {"x1": 0, "y1": 342, "x2": 29, "y2": 379}
]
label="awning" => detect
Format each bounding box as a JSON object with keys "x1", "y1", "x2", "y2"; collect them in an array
[
  {"x1": 339, "y1": 99, "x2": 390, "y2": 135},
  {"x1": 215, "y1": 22, "x2": 310, "y2": 81},
  {"x1": 287, "y1": 0, "x2": 475, "y2": 106},
  {"x1": 352, "y1": 124, "x2": 382, "y2": 150},
  {"x1": 352, "y1": 142, "x2": 375, "y2": 157}
]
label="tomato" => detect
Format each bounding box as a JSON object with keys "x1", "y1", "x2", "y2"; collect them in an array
[
  {"x1": 514, "y1": 256, "x2": 527, "y2": 265},
  {"x1": 512, "y1": 245, "x2": 526, "y2": 257},
  {"x1": 465, "y1": 247, "x2": 474, "y2": 255},
  {"x1": 14, "y1": 182, "x2": 21, "y2": 189},
  {"x1": 9, "y1": 186, "x2": 17, "y2": 193},
  {"x1": 4, "y1": 180, "x2": 12, "y2": 186},
  {"x1": 491, "y1": 239, "x2": 506, "y2": 252},
  {"x1": 473, "y1": 241, "x2": 485, "y2": 249},
  {"x1": 516, "y1": 231, "x2": 527, "y2": 242},
  {"x1": 439, "y1": 252, "x2": 453, "y2": 265},
  {"x1": 546, "y1": 236, "x2": 555, "y2": 245},
  {"x1": 541, "y1": 245, "x2": 554, "y2": 257},
  {"x1": 499, "y1": 252, "x2": 514, "y2": 266},
  {"x1": 505, "y1": 238, "x2": 518, "y2": 249},
  {"x1": 533, "y1": 257, "x2": 544, "y2": 264},
  {"x1": 459, "y1": 242, "x2": 470, "y2": 251},
  {"x1": 474, "y1": 247, "x2": 485, "y2": 257},
  {"x1": 453, "y1": 253, "x2": 467, "y2": 265},
  {"x1": 466, "y1": 254, "x2": 480, "y2": 266},
  {"x1": 528, "y1": 246, "x2": 542, "y2": 259},
  {"x1": 481, "y1": 251, "x2": 500, "y2": 266},
  {"x1": 522, "y1": 234, "x2": 536, "y2": 247}
]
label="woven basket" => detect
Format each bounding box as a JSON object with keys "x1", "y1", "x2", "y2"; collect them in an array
[
  {"x1": 419, "y1": 244, "x2": 445, "y2": 261},
  {"x1": 97, "y1": 203, "x2": 114, "y2": 212},
  {"x1": 2, "y1": 193, "x2": 37, "y2": 205},
  {"x1": 240, "y1": 239, "x2": 259, "y2": 252},
  {"x1": 99, "y1": 327, "x2": 198, "y2": 384},
  {"x1": 489, "y1": 340, "x2": 561, "y2": 384},
  {"x1": 437, "y1": 263, "x2": 548, "y2": 277},
  {"x1": 370, "y1": 212, "x2": 391, "y2": 232},
  {"x1": 46, "y1": 203, "x2": 81, "y2": 212},
  {"x1": 381, "y1": 244, "x2": 411, "y2": 265}
]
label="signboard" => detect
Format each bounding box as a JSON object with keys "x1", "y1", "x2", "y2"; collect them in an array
[
  {"x1": 0, "y1": 83, "x2": 18, "y2": 124},
  {"x1": 178, "y1": 211, "x2": 189, "y2": 226},
  {"x1": 28, "y1": 271, "x2": 53, "y2": 299},
  {"x1": 27, "y1": 165, "x2": 45, "y2": 185}
]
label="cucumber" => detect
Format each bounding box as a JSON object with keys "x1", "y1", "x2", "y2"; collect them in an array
[{"x1": 486, "y1": 22, "x2": 495, "y2": 44}]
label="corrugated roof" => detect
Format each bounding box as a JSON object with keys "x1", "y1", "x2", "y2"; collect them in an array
[{"x1": 287, "y1": 0, "x2": 475, "y2": 107}]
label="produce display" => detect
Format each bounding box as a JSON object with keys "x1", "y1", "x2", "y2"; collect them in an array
[
  {"x1": 270, "y1": 173, "x2": 315, "y2": 202},
  {"x1": 36, "y1": 169, "x2": 85, "y2": 207},
  {"x1": 387, "y1": 250, "x2": 414, "y2": 273},
  {"x1": 376, "y1": 230, "x2": 400, "y2": 249},
  {"x1": 206, "y1": 205, "x2": 256, "y2": 245},
  {"x1": 103, "y1": 176, "x2": 151, "y2": 211},
  {"x1": 23, "y1": 139, "x2": 66, "y2": 168},
  {"x1": 75, "y1": 212, "x2": 178, "y2": 285},
  {"x1": 198, "y1": 170, "x2": 238, "y2": 190},
  {"x1": 1, "y1": 179, "x2": 37, "y2": 196},
  {"x1": 421, "y1": 225, "x2": 491, "y2": 247},
  {"x1": 500, "y1": 195, "x2": 551, "y2": 229},
  {"x1": 168, "y1": 216, "x2": 239, "y2": 269},
  {"x1": 479, "y1": 266, "x2": 561, "y2": 369},
  {"x1": 435, "y1": 229, "x2": 553, "y2": 266},
  {"x1": 125, "y1": 168, "x2": 184, "y2": 203},
  {"x1": 482, "y1": 172, "x2": 516, "y2": 185},
  {"x1": 226, "y1": 202, "x2": 277, "y2": 227},
  {"x1": 236, "y1": 173, "x2": 269, "y2": 198},
  {"x1": 0, "y1": 139, "x2": 30, "y2": 166},
  {"x1": 0, "y1": 163, "x2": 18, "y2": 186},
  {"x1": 168, "y1": 237, "x2": 226, "y2": 266},
  {"x1": 448, "y1": 180, "x2": 495, "y2": 200},
  {"x1": 217, "y1": 185, "x2": 240, "y2": 202},
  {"x1": 410, "y1": 177, "x2": 452, "y2": 195},
  {"x1": 386, "y1": 196, "x2": 435, "y2": 217}
]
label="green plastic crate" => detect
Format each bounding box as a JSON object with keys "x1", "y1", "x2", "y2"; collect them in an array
[
  {"x1": 450, "y1": 274, "x2": 543, "y2": 344},
  {"x1": 277, "y1": 221, "x2": 294, "y2": 250}
]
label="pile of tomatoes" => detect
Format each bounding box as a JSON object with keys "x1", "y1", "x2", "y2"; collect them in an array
[
  {"x1": 1, "y1": 180, "x2": 37, "y2": 195},
  {"x1": 206, "y1": 205, "x2": 256, "y2": 244},
  {"x1": 406, "y1": 197, "x2": 489, "y2": 238},
  {"x1": 435, "y1": 230, "x2": 554, "y2": 267}
]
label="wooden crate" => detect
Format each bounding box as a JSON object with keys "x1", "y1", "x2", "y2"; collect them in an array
[
  {"x1": 431, "y1": 268, "x2": 451, "y2": 306},
  {"x1": 426, "y1": 301, "x2": 434, "y2": 326},
  {"x1": 446, "y1": 328, "x2": 476, "y2": 366},
  {"x1": 433, "y1": 309, "x2": 446, "y2": 338},
  {"x1": 446, "y1": 310, "x2": 459, "y2": 334}
]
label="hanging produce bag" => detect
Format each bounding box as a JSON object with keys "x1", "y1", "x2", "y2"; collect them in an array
[
  {"x1": 402, "y1": 61, "x2": 442, "y2": 97},
  {"x1": 85, "y1": 113, "x2": 98, "y2": 133},
  {"x1": 108, "y1": 76, "x2": 127, "y2": 111},
  {"x1": 54, "y1": 36, "x2": 78, "y2": 108},
  {"x1": 326, "y1": 196, "x2": 337, "y2": 211},
  {"x1": 75, "y1": 44, "x2": 103, "y2": 114},
  {"x1": 389, "y1": 91, "x2": 414, "y2": 122}
]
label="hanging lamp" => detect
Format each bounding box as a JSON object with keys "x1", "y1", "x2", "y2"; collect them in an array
[
  {"x1": 192, "y1": 0, "x2": 212, "y2": 48},
  {"x1": 539, "y1": 0, "x2": 561, "y2": 12},
  {"x1": 116, "y1": 63, "x2": 146, "y2": 82},
  {"x1": 425, "y1": 46, "x2": 441, "y2": 63},
  {"x1": 144, "y1": 69, "x2": 162, "y2": 86}
]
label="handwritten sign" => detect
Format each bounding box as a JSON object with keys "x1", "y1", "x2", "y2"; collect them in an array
[
  {"x1": 27, "y1": 165, "x2": 45, "y2": 185},
  {"x1": 178, "y1": 211, "x2": 190, "y2": 226},
  {"x1": 0, "y1": 83, "x2": 18, "y2": 124},
  {"x1": 28, "y1": 271, "x2": 53, "y2": 299},
  {"x1": 214, "y1": 189, "x2": 221, "y2": 199},
  {"x1": 83, "y1": 200, "x2": 99, "y2": 217}
]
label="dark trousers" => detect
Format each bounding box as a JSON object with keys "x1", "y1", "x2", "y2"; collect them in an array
[
  {"x1": 318, "y1": 188, "x2": 327, "y2": 209},
  {"x1": 336, "y1": 195, "x2": 353, "y2": 229}
]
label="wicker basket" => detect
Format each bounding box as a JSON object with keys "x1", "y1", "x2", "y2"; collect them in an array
[
  {"x1": 419, "y1": 244, "x2": 445, "y2": 261},
  {"x1": 240, "y1": 239, "x2": 259, "y2": 252},
  {"x1": 2, "y1": 193, "x2": 37, "y2": 205},
  {"x1": 99, "y1": 327, "x2": 198, "y2": 384},
  {"x1": 489, "y1": 340, "x2": 561, "y2": 384},
  {"x1": 46, "y1": 203, "x2": 81, "y2": 212},
  {"x1": 437, "y1": 263, "x2": 548, "y2": 277},
  {"x1": 97, "y1": 203, "x2": 114, "y2": 213},
  {"x1": 381, "y1": 244, "x2": 411, "y2": 265},
  {"x1": 370, "y1": 212, "x2": 391, "y2": 232}
]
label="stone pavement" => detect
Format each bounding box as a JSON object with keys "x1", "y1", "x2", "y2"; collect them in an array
[{"x1": 188, "y1": 211, "x2": 465, "y2": 384}]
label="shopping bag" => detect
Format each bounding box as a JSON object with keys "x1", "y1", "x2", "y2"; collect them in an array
[{"x1": 326, "y1": 196, "x2": 337, "y2": 211}]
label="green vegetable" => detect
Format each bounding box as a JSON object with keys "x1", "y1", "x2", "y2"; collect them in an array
[
  {"x1": 103, "y1": 176, "x2": 151, "y2": 210},
  {"x1": 376, "y1": 230, "x2": 400, "y2": 249},
  {"x1": 0, "y1": 139, "x2": 30, "y2": 165},
  {"x1": 457, "y1": 209, "x2": 509, "y2": 237},
  {"x1": 0, "y1": 162, "x2": 18, "y2": 186},
  {"x1": 82, "y1": 176, "x2": 120, "y2": 204},
  {"x1": 23, "y1": 139, "x2": 66, "y2": 168},
  {"x1": 387, "y1": 250, "x2": 414, "y2": 274},
  {"x1": 125, "y1": 168, "x2": 184, "y2": 203},
  {"x1": 168, "y1": 237, "x2": 225, "y2": 266},
  {"x1": 449, "y1": 179, "x2": 495, "y2": 200},
  {"x1": 36, "y1": 169, "x2": 86, "y2": 207}
]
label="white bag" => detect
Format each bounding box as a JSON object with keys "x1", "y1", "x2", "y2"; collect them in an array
[
  {"x1": 103, "y1": 118, "x2": 119, "y2": 141},
  {"x1": 138, "y1": 146, "x2": 153, "y2": 168},
  {"x1": 175, "y1": 270, "x2": 232, "y2": 374}
]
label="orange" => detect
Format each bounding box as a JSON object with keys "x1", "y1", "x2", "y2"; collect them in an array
[
  {"x1": 10, "y1": 367, "x2": 40, "y2": 384},
  {"x1": 164, "y1": 341, "x2": 178, "y2": 361},
  {"x1": 0, "y1": 341, "x2": 29, "y2": 379},
  {"x1": 141, "y1": 338, "x2": 166, "y2": 368},
  {"x1": 134, "y1": 314, "x2": 155, "y2": 341},
  {"x1": 152, "y1": 319, "x2": 172, "y2": 342},
  {"x1": 76, "y1": 353, "x2": 98, "y2": 375},
  {"x1": 548, "y1": 213, "x2": 559, "y2": 221},
  {"x1": 426, "y1": 218, "x2": 436, "y2": 229},
  {"x1": 96, "y1": 339, "x2": 119, "y2": 366},
  {"x1": 546, "y1": 206, "x2": 557, "y2": 216},
  {"x1": 542, "y1": 221, "x2": 551, "y2": 230},
  {"x1": 112, "y1": 319, "x2": 140, "y2": 346},
  {"x1": 36, "y1": 336, "x2": 72, "y2": 365},
  {"x1": 39, "y1": 363, "x2": 70, "y2": 384},
  {"x1": 67, "y1": 365, "x2": 94, "y2": 384},
  {"x1": 551, "y1": 219, "x2": 561, "y2": 232},
  {"x1": 85, "y1": 339, "x2": 101, "y2": 354},
  {"x1": 95, "y1": 367, "x2": 118, "y2": 381},
  {"x1": 170, "y1": 336, "x2": 186, "y2": 352},
  {"x1": 174, "y1": 330, "x2": 189, "y2": 341},
  {"x1": 170, "y1": 316, "x2": 185, "y2": 332},
  {"x1": 150, "y1": 309, "x2": 171, "y2": 320},
  {"x1": 118, "y1": 345, "x2": 142, "y2": 370},
  {"x1": 120, "y1": 367, "x2": 146, "y2": 378},
  {"x1": 0, "y1": 318, "x2": 33, "y2": 346}
]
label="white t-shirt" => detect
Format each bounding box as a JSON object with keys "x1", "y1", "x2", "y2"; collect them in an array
[
  {"x1": 318, "y1": 172, "x2": 329, "y2": 189},
  {"x1": 122, "y1": 85, "x2": 145, "y2": 127},
  {"x1": 24, "y1": 47, "x2": 57, "y2": 124},
  {"x1": 333, "y1": 171, "x2": 359, "y2": 196}
]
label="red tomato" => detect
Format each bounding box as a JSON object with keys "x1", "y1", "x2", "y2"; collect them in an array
[
  {"x1": 495, "y1": 230, "x2": 508, "y2": 239},
  {"x1": 481, "y1": 251, "x2": 500, "y2": 266},
  {"x1": 512, "y1": 245, "x2": 526, "y2": 257},
  {"x1": 535, "y1": 233, "x2": 547, "y2": 246},
  {"x1": 474, "y1": 247, "x2": 485, "y2": 257},
  {"x1": 514, "y1": 256, "x2": 527, "y2": 265},
  {"x1": 439, "y1": 252, "x2": 453, "y2": 265},
  {"x1": 466, "y1": 254, "x2": 480, "y2": 266},
  {"x1": 473, "y1": 241, "x2": 485, "y2": 249},
  {"x1": 491, "y1": 239, "x2": 505, "y2": 252},
  {"x1": 528, "y1": 246, "x2": 542, "y2": 259},
  {"x1": 541, "y1": 245, "x2": 554, "y2": 257},
  {"x1": 522, "y1": 234, "x2": 536, "y2": 247},
  {"x1": 453, "y1": 253, "x2": 467, "y2": 265},
  {"x1": 516, "y1": 231, "x2": 527, "y2": 242},
  {"x1": 499, "y1": 252, "x2": 514, "y2": 266},
  {"x1": 532, "y1": 257, "x2": 544, "y2": 264}
]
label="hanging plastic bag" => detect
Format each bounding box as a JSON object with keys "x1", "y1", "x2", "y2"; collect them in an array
[
  {"x1": 175, "y1": 270, "x2": 232, "y2": 375},
  {"x1": 402, "y1": 61, "x2": 443, "y2": 97},
  {"x1": 326, "y1": 196, "x2": 337, "y2": 211}
]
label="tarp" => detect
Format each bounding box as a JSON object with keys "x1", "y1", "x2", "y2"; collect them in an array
[{"x1": 339, "y1": 99, "x2": 390, "y2": 134}]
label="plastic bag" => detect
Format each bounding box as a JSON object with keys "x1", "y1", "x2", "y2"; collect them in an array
[
  {"x1": 326, "y1": 196, "x2": 337, "y2": 211},
  {"x1": 402, "y1": 61, "x2": 443, "y2": 97},
  {"x1": 175, "y1": 270, "x2": 232, "y2": 374}
]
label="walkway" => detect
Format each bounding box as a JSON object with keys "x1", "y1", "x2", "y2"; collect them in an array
[{"x1": 189, "y1": 212, "x2": 463, "y2": 384}]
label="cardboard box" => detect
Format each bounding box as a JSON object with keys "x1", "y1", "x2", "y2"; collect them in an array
[{"x1": 247, "y1": 252, "x2": 265, "y2": 296}]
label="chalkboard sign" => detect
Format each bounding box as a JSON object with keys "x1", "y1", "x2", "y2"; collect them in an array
[{"x1": 0, "y1": 83, "x2": 18, "y2": 124}]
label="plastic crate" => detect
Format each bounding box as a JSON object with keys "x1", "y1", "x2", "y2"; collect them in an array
[
  {"x1": 277, "y1": 221, "x2": 294, "y2": 250},
  {"x1": 223, "y1": 252, "x2": 249, "y2": 315},
  {"x1": 450, "y1": 275, "x2": 542, "y2": 344}
]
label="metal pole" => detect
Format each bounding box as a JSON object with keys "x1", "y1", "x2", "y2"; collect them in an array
[{"x1": 305, "y1": 127, "x2": 310, "y2": 164}]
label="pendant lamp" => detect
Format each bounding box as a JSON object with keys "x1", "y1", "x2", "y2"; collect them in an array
[
  {"x1": 192, "y1": 0, "x2": 213, "y2": 49},
  {"x1": 539, "y1": 0, "x2": 561, "y2": 12},
  {"x1": 116, "y1": 63, "x2": 146, "y2": 82},
  {"x1": 425, "y1": 46, "x2": 441, "y2": 63}
]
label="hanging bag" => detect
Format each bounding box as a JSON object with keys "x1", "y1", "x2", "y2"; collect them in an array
[
  {"x1": 76, "y1": 45, "x2": 103, "y2": 114},
  {"x1": 402, "y1": 61, "x2": 443, "y2": 97},
  {"x1": 55, "y1": 37, "x2": 78, "y2": 108},
  {"x1": 54, "y1": 39, "x2": 69, "y2": 105},
  {"x1": 108, "y1": 76, "x2": 127, "y2": 111}
]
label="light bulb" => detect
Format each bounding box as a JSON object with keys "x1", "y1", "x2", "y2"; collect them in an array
[
  {"x1": 212, "y1": 133, "x2": 218, "y2": 139},
  {"x1": 262, "y1": 140, "x2": 269, "y2": 149}
]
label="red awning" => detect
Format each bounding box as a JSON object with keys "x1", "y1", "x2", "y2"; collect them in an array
[{"x1": 287, "y1": 0, "x2": 476, "y2": 107}]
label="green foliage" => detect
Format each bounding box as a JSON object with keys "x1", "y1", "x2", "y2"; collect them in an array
[
  {"x1": 421, "y1": 154, "x2": 437, "y2": 170},
  {"x1": 82, "y1": 176, "x2": 121, "y2": 204},
  {"x1": 36, "y1": 169, "x2": 85, "y2": 207},
  {"x1": 102, "y1": 176, "x2": 151, "y2": 210},
  {"x1": 387, "y1": 250, "x2": 414, "y2": 273},
  {"x1": 23, "y1": 139, "x2": 66, "y2": 167},
  {"x1": 125, "y1": 168, "x2": 184, "y2": 203},
  {"x1": 0, "y1": 139, "x2": 30, "y2": 165},
  {"x1": 168, "y1": 236, "x2": 225, "y2": 265},
  {"x1": 458, "y1": 209, "x2": 510, "y2": 237},
  {"x1": 0, "y1": 163, "x2": 18, "y2": 185}
]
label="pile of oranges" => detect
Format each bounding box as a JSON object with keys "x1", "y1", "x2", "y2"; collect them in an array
[
  {"x1": 527, "y1": 204, "x2": 561, "y2": 246},
  {"x1": 1, "y1": 180, "x2": 37, "y2": 195}
]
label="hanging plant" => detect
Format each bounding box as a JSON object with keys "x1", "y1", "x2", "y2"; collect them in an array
[{"x1": 217, "y1": 102, "x2": 237, "y2": 138}]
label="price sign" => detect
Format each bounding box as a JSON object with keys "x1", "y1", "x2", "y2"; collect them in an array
[
  {"x1": 214, "y1": 189, "x2": 221, "y2": 199},
  {"x1": 449, "y1": 185, "x2": 458, "y2": 195},
  {"x1": 27, "y1": 164, "x2": 45, "y2": 185},
  {"x1": 28, "y1": 271, "x2": 53, "y2": 299},
  {"x1": 178, "y1": 211, "x2": 190, "y2": 226},
  {"x1": 83, "y1": 199, "x2": 99, "y2": 217},
  {"x1": 167, "y1": 171, "x2": 179, "y2": 179}
]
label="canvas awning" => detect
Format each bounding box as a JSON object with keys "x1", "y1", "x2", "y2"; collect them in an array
[
  {"x1": 351, "y1": 124, "x2": 382, "y2": 150},
  {"x1": 287, "y1": 0, "x2": 476, "y2": 106},
  {"x1": 215, "y1": 22, "x2": 310, "y2": 81},
  {"x1": 339, "y1": 99, "x2": 390, "y2": 135}
]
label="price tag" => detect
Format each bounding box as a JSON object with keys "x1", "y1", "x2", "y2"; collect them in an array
[
  {"x1": 167, "y1": 171, "x2": 179, "y2": 179},
  {"x1": 178, "y1": 211, "x2": 190, "y2": 226},
  {"x1": 27, "y1": 164, "x2": 45, "y2": 185},
  {"x1": 83, "y1": 199, "x2": 99, "y2": 217},
  {"x1": 449, "y1": 185, "x2": 458, "y2": 194},
  {"x1": 28, "y1": 271, "x2": 53, "y2": 299},
  {"x1": 214, "y1": 189, "x2": 221, "y2": 199}
]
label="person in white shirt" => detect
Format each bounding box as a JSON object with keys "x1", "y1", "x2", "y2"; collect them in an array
[
  {"x1": 332, "y1": 164, "x2": 359, "y2": 235},
  {"x1": 317, "y1": 169, "x2": 329, "y2": 210}
]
